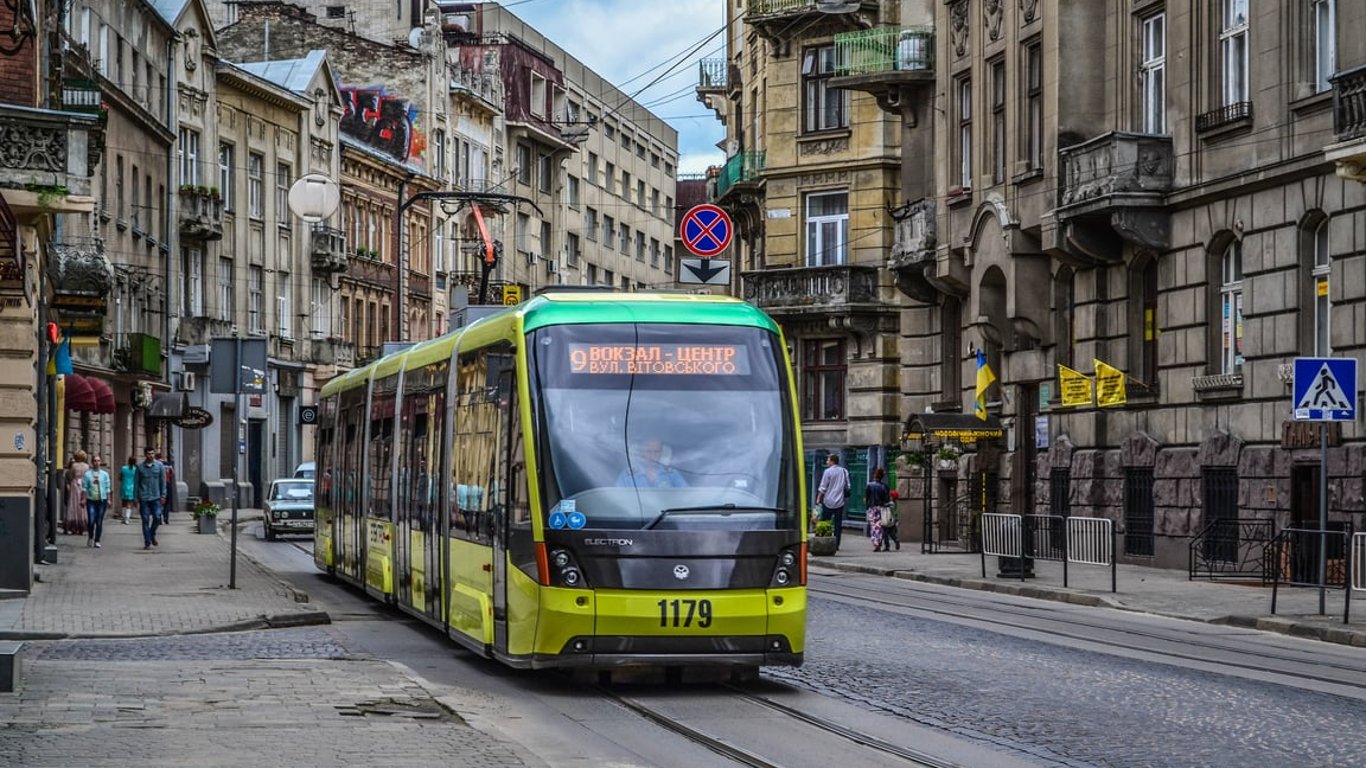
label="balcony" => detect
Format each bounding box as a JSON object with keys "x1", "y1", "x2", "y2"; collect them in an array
[
  {"x1": 888, "y1": 198, "x2": 938, "y2": 301},
  {"x1": 309, "y1": 337, "x2": 355, "y2": 368},
  {"x1": 1049, "y1": 131, "x2": 1173, "y2": 260},
  {"x1": 178, "y1": 186, "x2": 224, "y2": 241},
  {"x1": 176, "y1": 316, "x2": 233, "y2": 346},
  {"x1": 47, "y1": 237, "x2": 113, "y2": 310},
  {"x1": 310, "y1": 224, "x2": 348, "y2": 274},
  {"x1": 409, "y1": 272, "x2": 431, "y2": 297},
  {"x1": 714, "y1": 151, "x2": 765, "y2": 202},
  {"x1": 744, "y1": 0, "x2": 881, "y2": 55},
  {"x1": 0, "y1": 103, "x2": 104, "y2": 211},
  {"x1": 113, "y1": 333, "x2": 162, "y2": 378},
  {"x1": 741, "y1": 264, "x2": 883, "y2": 317},
  {"x1": 1325, "y1": 64, "x2": 1366, "y2": 182},
  {"x1": 829, "y1": 27, "x2": 934, "y2": 117},
  {"x1": 1195, "y1": 100, "x2": 1252, "y2": 135}
]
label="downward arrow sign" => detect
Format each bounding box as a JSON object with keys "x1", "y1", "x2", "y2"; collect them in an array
[{"x1": 684, "y1": 258, "x2": 726, "y2": 283}]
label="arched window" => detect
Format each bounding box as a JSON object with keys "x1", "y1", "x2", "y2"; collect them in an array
[
  {"x1": 1312, "y1": 217, "x2": 1331, "y2": 355},
  {"x1": 1218, "y1": 240, "x2": 1243, "y2": 374}
]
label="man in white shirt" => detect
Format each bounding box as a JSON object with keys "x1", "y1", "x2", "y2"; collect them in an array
[{"x1": 815, "y1": 453, "x2": 850, "y2": 552}]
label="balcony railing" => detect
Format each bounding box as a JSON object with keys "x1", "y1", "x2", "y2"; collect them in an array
[
  {"x1": 1057, "y1": 131, "x2": 1174, "y2": 210},
  {"x1": 176, "y1": 316, "x2": 233, "y2": 346},
  {"x1": 715, "y1": 151, "x2": 765, "y2": 200},
  {"x1": 1331, "y1": 64, "x2": 1366, "y2": 142},
  {"x1": 0, "y1": 103, "x2": 103, "y2": 198},
  {"x1": 310, "y1": 337, "x2": 355, "y2": 367},
  {"x1": 409, "y1": 272, "x2": 431, "y2": 296},
  {"x1": 833, "y1": 27, "x2": 933, "y2": 76},
  {"x1": 742, "y1": 264, "x2": 880, "y2": 312},
  {"x1": 746, "y1": 0, "x2": 814, "y2": 15},
  {"x1": 310, "y1": 224, "x2": 348, "y2": 274},
  {"x1": 178, "y1": 186, "x2": 224, "y2": 241},
  {"x1": 1195, "y1": 101, "x2": 1252, "y2": 133},
  {"x1": 698, "y1": 58, "x2": 729, "y2": 91}
]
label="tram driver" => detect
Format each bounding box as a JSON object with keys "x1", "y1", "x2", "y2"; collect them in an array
[{"x1": 616, "y1": 438, "x2": 688, "y2": 489}]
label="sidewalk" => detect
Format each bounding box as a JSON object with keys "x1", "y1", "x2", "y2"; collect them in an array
[
  {"x1": 811, "y1": 537, "x2": 1366, "y2": 648},
  {"x1": 0, "y1": 513, "x2": 540, "y2": 768}
]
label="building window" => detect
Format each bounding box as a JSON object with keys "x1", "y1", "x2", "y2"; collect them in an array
[
  {"x1": 941, "y1": 296, "x2": 962, "y2": 402},
  {"x1": 637, "y1": 180, "x2": 646, "y2": 210},
  {"x1": 663, "y1": 245, "x2": 673, "y2": 275},
  {"x1": 619, "y1": 223, "x2": 629, "y2": 253},
  {"x1": 278, "y1": 274, "x2": 292, "y2": 339},
  {"x1": 1055, "y1": 268, "x2": 1075, "y2": 370},
  {"x1": 183, "y1": 247, "x2": 203, "y2": 316},
  {"x1": 1201, "y1": 467, "x2": 1239, "y2": 563},
  {"x1": 115, "y1": 155, "x2": 124, "y2": 221},
  {"x1": 635, "y1": 231, "x2": 645, "y2": 262},
  {"x1": 1219, "y1": 240, "x2": 1244, "y2": 373},
  {"x1": 621, "y1": 171, "x2": 631, "y2": 203},
  {"x1": 432, "y1": 129, "x2": 446, "y2": 180},
  {"x1": 955, "y1": 76, "x2": 972, "y2": 191},
  {"x1": 990, "y1": 58, "x2": 1006, "y2": 184},
  {"x1": 1219, "y1": 0, "x2": 1249, "y2": 106},
  {"x1": 804, "y1": 190, "x2": 848, "y2": 266},
  {"x1": 650, "y1": 238, "x2": 660, "y2": 269},
  {"x1": 802, "y1": 44, "x2": 847, "y2": 132},
  {"x1": 312, "y1": 279, "x2": 331, "y2": 337},
  {"x1": 529, "y1": 71, "x2": 547, "y2": 118},
  {"x1": 179, "y1": 128, "x2": 200, "y2": 186},
  {"x1": 247, "y1": 153, "x2": 263, "y2": 219},
  {"x1": 538, "y1": 153, "x2": 552, "y2": 194},
  {"x1": 605, "y1": 162, "x2": 616, "y2": 195},
  {"x1": 249, "y1": 266, "x2": 264, "y2": 334},
  {"x1": 540, "y1": 219, "x2": 552, "y2": 259},
  {"x1": 603, "y1": 214, "x2": 614, "y2": 246},
  {"x1": 276, "y1": 162, "x2": 290, "y2": 225},
  {"x1": 587, "y1": 263, "x2": 598, "y2": 285},
  {"x1": 218, "y1": 257, "x2": 234, "y2": 322},
  {"x1": 566, "y1": 233, "x2": 580, "y2": 266},
  {"x1": 130, "y1": 163, "x2": 140, "y2": 230},
  {"x1": 515, "y1": 144, "x2": 531, "y2": 186},
  {"x1": 218, "y1": 144, "x2": 234, "y2": 212},
  {"x1": 1140, "y1": 13, "x2": 1166, "y2": 134},
  {"x1": 586, "y1": 207, "x2": 598, "y2": 241},
  {"x1": 1313, "y1": 0, "x2": 1335, "y2": 92},
  {"x1": 1312, "y1": 216, "x2": 1331, "y2": 355},
  {"x1": 1137, "y1": 258, "x2": 1159, "y2": 386},
  {"x1": 1023, "y1": 42, "x2": 1043, "y2": 170},
  {"x1": 802, "y1": 339, "x2": 846, "y2": 421},
  {"x1": 567, "y1": 175, "x2": 580, "y2": 207},
  {"x1": 1124, "y1": 468, "x2": 1155, "y2": 557},
  {"x1": 587, "y1": 152, "x2": 599, "y2": 186}
]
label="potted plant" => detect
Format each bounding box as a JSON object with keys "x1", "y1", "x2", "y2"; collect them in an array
[
  {"x1": 934, "y1": 446, "x2": 960, "y2": 470},
  {"x1": 809, "y1": 519, "x2": 838, "y2": 556},
  {"x1": 191, "y1": 499, "x2": 220, "y2": 534}
]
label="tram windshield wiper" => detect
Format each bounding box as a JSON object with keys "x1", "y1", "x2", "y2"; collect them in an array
[{"x1": 646, "y1": 504, "x2": 789, "y2": 530}]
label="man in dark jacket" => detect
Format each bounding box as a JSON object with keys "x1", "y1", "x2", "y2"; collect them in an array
[{"x1": 134, "y1": 447, "x2": 167, "y2": 550}]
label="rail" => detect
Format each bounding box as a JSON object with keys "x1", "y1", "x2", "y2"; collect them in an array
[
  {"x1": 1270, "y1": 525, "x2": 1354, "y2": 624},
  {"x1": 1354, "y1": 533, "x2": 1366, "y2": 593},
  {"x1": 1187, "y1": 518, "x2": 1275, "y2": 581},
  {"x1": 833, "y1": 26, "x2": 933, "y2": 77},
  {"x1": 981, "y1": 513, "x2": 1116, "y2": 592},
  {"x1": 1331, "y1": 63, "x2": 1366, "y2": 141},
  {"x1": 714, "y1": 151, "x2": 765, "y2": 200}
]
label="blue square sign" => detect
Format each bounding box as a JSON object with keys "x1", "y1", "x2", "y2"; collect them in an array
[{"x1": 1292, "y1": 357, "x2": 1357, "y2": 422}]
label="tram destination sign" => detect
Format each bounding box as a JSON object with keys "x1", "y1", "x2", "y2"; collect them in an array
[{"x1": 568, "y1": 343, "x2": 751, "y2": 376}]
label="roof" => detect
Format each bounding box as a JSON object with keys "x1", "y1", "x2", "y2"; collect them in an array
[
  {"x1": 148, "y1": 0, "x2": 188, "y2": 24},
  {"x1": 238, "y1": 50, "x2": 328, "y2": 95}
]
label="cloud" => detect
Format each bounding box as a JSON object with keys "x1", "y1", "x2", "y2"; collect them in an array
[{"x1": 511, "y1": 0, "x2": 725, "y2": 174}]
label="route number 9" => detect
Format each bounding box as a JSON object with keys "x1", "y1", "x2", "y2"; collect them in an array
[{"x1": 658, "y1": 598, "x2": 713, "y2": 628}]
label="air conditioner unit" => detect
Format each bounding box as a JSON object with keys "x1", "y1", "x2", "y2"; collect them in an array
[
  {"x1": 525, "y1": 251, "x2": 537, "y2": 265},
  {"x1": 545, "y1": 260, "x2": 558, "y2": 275},
  {"x1": 176, "y1": 371, "x2": 196, "y2": 391}
]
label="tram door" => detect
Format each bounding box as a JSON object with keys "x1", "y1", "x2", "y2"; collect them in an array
[{"x1": 491, "y1": 363, "x2": 517, "y2": 652}]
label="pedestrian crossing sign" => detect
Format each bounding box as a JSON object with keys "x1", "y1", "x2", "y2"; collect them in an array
[{"x1": 1292, "y1": 357, "x2": 1357, "y2": 422}]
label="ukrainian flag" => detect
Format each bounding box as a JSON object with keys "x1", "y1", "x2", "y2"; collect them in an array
[{"x1": 974, "y1": 349, "x2": 996, "y2": 421}]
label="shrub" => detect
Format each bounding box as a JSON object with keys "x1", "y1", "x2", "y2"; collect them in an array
[
  {"x1": 813, "y1": 520, "x2": 834, "y2": 537},
  {"x1": 192, "y1": 500, "x2": 220, "y2": 519}
]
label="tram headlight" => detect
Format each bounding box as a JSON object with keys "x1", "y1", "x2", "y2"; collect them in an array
[
  {"x1": 779, "y1": 551, "x2": 796, "y2": 568},
  {"x1": 551, "y1": 550, "x2": 571, "y2": 569},
  {"x1": 771, "y1": 545, "x2": 805, "y2": 587},
  {"x1": 774, "y1": 569, "x2": 791, "y2": 586},
  {"x1": 561, "y1": 568, "x2": 582, "y2": 586}
]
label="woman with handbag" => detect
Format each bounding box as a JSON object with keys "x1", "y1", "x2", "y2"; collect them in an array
[{"x1": 865, "y1": 467, "x2": 891, "y2": 552}]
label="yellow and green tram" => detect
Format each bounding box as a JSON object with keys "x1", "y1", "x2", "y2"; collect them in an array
[{"x1": 314, "y1": 291, "x2": 807, "y2": 669}]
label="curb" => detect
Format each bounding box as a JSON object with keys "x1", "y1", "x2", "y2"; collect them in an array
[
  {"x1": 218, "y1": 519, "x2": 313, "y2": 605},
  {"x1": 811, "y1": 558, "x2": 1366, "y2": 649}
]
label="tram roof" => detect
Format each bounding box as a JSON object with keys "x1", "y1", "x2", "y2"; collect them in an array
[{"x1": 319, "y1": 292, "x2": 777, "y2": 398}]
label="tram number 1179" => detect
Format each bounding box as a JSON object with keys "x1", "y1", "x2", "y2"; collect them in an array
[{"x1": 658, "y1": 598, "x2": 713, "y2": 629}]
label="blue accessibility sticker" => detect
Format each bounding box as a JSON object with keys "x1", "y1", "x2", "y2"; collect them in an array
[
  {"x1": 548, "y1": 512, "x2": 568, "y2": 530},
  {"x1": 567, "y1": 511, "x2": 586, "y2": 530},
  {"x1": 561, "y1": 499, "x2": 576, "y2": 515}
]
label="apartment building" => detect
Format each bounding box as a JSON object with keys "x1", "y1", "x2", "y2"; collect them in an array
[
  {"x1": 700, "y1": 0, "x2": 907, "y2": 520},
  {"x1": 887, "y1": 0, "x2": 1366, "y2": 569}
]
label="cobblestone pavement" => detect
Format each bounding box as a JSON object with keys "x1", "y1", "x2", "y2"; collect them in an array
[
  {"x1": 773, "y1": 597, "x2": 1366, "y2": 768},
  {"x1": 0, "y1": 627, "x2": 537, "y2": 768},
  {"x1": 3, "y1": 515, "x2": 323, "y2": 638}
]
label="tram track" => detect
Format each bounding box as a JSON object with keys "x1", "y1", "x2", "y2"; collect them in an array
[
  {"x1": 597, "y1": 682, "x2": 963, "y2": 768},
  {"x1": 808, "y1": 578, "x2": 1366, "y2": 692}
]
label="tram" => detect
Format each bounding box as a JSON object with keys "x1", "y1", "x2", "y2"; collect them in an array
[{"x1": 313, "y1": 291, "x2": 807, "y2": 669}]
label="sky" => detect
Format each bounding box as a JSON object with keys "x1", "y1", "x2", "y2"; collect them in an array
[{"x1": 507, "y1": 0, "x2": 727, "y2": 175}]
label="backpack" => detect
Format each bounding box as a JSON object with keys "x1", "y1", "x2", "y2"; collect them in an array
[{"x1": 878, "y1": 504, "x2": 895, "y2": 528}]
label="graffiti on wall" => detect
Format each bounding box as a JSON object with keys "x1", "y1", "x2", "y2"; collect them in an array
[{"x1": 339, "y1": 85, "x2": 427, "y2": 163}]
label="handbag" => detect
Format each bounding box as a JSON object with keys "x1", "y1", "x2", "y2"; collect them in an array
[{"x1": 878, "y1": 504, "x2": 895, "y2": 528}]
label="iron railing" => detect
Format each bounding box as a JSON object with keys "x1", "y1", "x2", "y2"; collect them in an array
[
  {"x1": 833, "y1": 26, "x2": 933, "y2": 76},
  {"x1": 1331, "y1": 64, "x2": 1366, "y2": 141},
  {"x1": 746, "y1": 0, "x2": 814, "y2": 15},
  {"x1": 923, "y1": 491, "x2": 980, "y2": 554},
  {"x1": 1187, "y1": 519, "x2": 1274, "y2": 581},
  {"x1": 1124, "y1": 467, "x2": 1155, "y2": 557},
  {"x1": 698, "y1": 58, "x2": 729, "y2": 90},
  {"x1": 1270, "y1": 524, "x2": 1354, "y2": 623},
  {"x1": 1195, "y1": 100, "x2": 1253, "y2": 132},
  {"x1": 1200, "y1": 467, "x2": 1240, "y2": 564},
  {"x1": 715, "y1": 150, "x2": 765, "y2": 199}
]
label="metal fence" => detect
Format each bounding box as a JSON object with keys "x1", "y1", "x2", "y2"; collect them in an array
[
  {"x1": 1270, "y1": 525, "x2": 1355, "y2": 624},
  {"x1": 980, "y1": 513, "x2": 1116, "y2": 592},
  {"x1": 1187, "y1": 519, "x2": 1275, "y2": 581},
  {"x1": 1353, "y1": 533, "x2": 1366, "y2": 593}
]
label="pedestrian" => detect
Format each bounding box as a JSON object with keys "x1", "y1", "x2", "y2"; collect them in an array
[
  {"x1": 118, "y1": 457, "x2": 137, "y2": 524},
  {"x1": 815, "y1": 453, "x2": 851, "y2": 552},
  {"x1": 157, "y1": 451, "x2": 174, "y2": 523},
  {"x1": 865, "y1": 467, "x2": 891, "y2": 552},
  {"x1": 81, "y1": 455, "x2": 112, "y2": 548},
  {"x1": 63, "y1": 451, "x2": 90, "y2": 536},
  {"x1": 884, "y1": 490, "x2": 902, "y2": 551},
  {"x1": 133, "y1": 447, "x2": 167, "y2": 550}
]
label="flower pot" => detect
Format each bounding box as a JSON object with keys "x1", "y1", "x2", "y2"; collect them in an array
[
  {"x1": 196, "y1": 515, "x2": 218, "y2": 534},
  {"x1": 808, "y1": 535, "x2": 838, "y2": 557}
]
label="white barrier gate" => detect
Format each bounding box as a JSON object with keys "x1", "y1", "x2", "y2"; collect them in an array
[
  {"x1": 1067, "y1": 517, "x2": 1113, "y2": 567},
  {"x1": 1353, "y1": 533, "x2": 1366, "y2": 593},
  {"x1": 980, "y1": 513, "x2": 1022, "y2": 558}
]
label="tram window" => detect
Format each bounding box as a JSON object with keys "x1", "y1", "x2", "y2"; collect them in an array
[{"x1": 451, "y1": 346, "x2": 513, "y2": 545}]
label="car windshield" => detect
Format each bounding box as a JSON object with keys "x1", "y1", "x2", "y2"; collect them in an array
[
  {"x1": 271, "y1": 481, "x2": 314, "y2": 501},
  {"x1": 531, "y1": 322, "x2": 798, "y2": 532}
]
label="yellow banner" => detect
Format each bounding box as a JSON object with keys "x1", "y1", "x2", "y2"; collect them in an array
[
  {"x1": 1058, "y1": 364, "x2": 1093, "y2": 407},
  {"x1": 1094, "y1": 358, "x2": 1127, "y2": 407}
]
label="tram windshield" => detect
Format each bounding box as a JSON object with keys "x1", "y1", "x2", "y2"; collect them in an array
[{"x1": 531, "y1": 323, "x2": 799, "y2": 531}]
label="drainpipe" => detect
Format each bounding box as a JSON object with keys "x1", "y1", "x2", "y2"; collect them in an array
[{"x1": 165, "y1": 33, "x2": 179, "y2": 489}]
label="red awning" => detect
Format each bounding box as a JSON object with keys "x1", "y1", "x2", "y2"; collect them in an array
[
  {"x1": 89, "y1": 377, "x2": 116, "y2": 414},
  {"x1": 63, "y1": 374, "x2": 96, "y2": 412}
]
